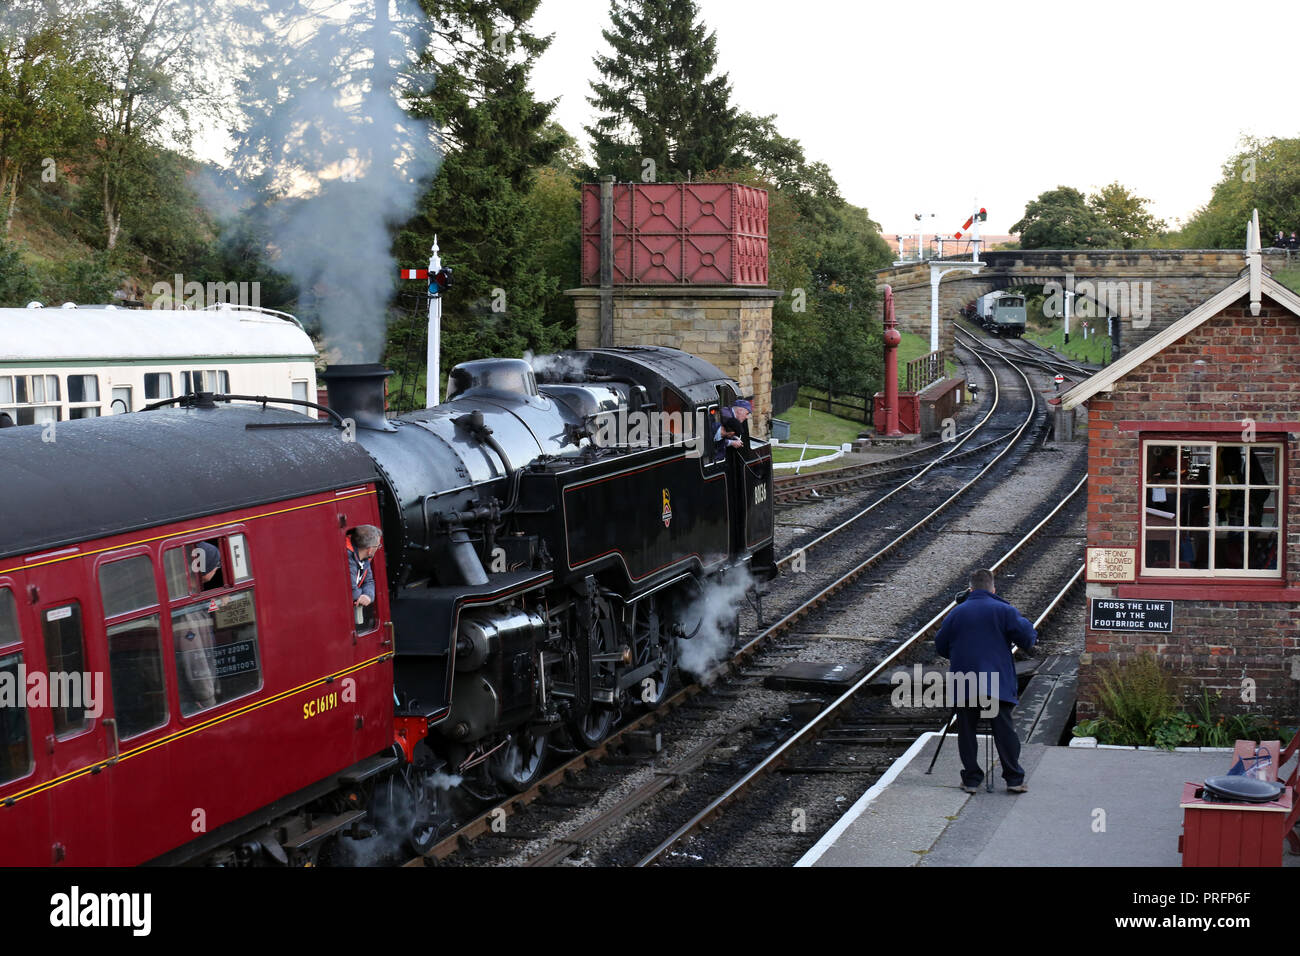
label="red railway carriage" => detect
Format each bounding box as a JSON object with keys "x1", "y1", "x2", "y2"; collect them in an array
[{"x1": 0, "y1": 404, "x2": 395, "y2": 865}]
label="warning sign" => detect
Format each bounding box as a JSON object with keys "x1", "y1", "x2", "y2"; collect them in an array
[
  {"x1": 1090, "y1": 598, "x2": 1173, "y2": 633},
  {"x1": 1086, "y1": 547, "x2": 1137, "y2": 583}
]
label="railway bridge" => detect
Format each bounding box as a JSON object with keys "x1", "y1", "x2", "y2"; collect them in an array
[{"x1": 877, "y1": 248, "x2": 1294, "y2": 358}]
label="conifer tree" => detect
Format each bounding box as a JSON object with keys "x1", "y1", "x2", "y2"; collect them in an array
[
  {"x1": 586, "y1": 0, "x2": 739, "y2": 181},
  {"x1": 392, "y1": 0, "x2": 567, "y2": 383}
]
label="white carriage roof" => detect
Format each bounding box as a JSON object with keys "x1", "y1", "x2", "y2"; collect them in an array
[{"x1": 0, "y1": 306, "x2": 317, "y2": 364}]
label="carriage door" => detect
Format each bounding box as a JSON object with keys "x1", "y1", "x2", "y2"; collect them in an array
[{"x1": 34, "y1": 581, "x2": 114, "y2": 865}]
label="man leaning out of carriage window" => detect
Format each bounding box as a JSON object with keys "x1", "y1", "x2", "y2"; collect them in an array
[{"x1": 347, "y1": 525, "x2": 382, "y2": 610}]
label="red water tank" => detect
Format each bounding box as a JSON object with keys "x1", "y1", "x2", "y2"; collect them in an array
[{"x1": 581, "y1": 182, "x2": 769, "y2": 286}]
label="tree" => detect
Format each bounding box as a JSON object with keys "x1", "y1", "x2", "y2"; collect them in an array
[
  {"x1": 1011, "y1": 186, "x2": 1118, "y2": 249},
  {"x1": 1177, "y1": 136, "x2": 1300, "y2": 249},
  {"x1": 704, "y1": 112, "x2": 893, "y2": 395},
  {"x1": 0, "y1": 237, "x2": 40, "y2": 306},
  {"x1": 0, "y1": 2, "x2": 101, "y2": 235},
  {"x1": 84, "y1": 0, "x2": 226, "y2": 250},
  {"x1": 391, "y1": 0, "x2": 567, "y2": 377},
  {"x1": 1089, "y1": 181, "x2": 1165, "y2": 248},
  {"x1": 586, "y1": 0, "x2": 739, "y2": 181}
]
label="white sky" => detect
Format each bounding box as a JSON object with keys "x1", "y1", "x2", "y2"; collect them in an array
[
  {"x1": 528, "y1": 0, "x2": 1300, "y2": 236},
  {"x1": 195, "y1": 0, "x2": 1300, "y2": 237}
]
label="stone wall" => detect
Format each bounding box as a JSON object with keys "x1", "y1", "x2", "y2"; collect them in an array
[
  {"x1": 877, "y1": 249, "x2": 1293, "y2": 360},
  {"x1": 1080, "y1": 294, "x2": 1300, "y2": 722},
  {"x1": 568, "y1": 287, "x2": 779, "y2": 437}
]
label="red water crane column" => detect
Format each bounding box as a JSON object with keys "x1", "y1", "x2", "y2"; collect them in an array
[{"x1": 882, "y1": 285, "x2": 903, "y2": 437}]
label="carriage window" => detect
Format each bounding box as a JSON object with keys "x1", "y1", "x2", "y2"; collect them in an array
[
  {"x1": 170, "y1": 591, "x2": 262, "y2": 717},
  {"x1": 145, "y1": 373, "x2": 173, "y2": 401},
  {"x1": 1, "y1": 375, "x2": 61, "y2": 425},
  {"x1": 67, "y1": 375, "x2": 99, "y2": 403},
  {"x1": 42, "y1": 604, "x2": 88, "y2": 738},
  {"x1": 292, "y1": 381, "x2": 309, "y2": 403},
  {"x1": 164, "y1": 537, "x2": 261, "y2": 717},
  {"x1": 181, "y1": 370, "x2": 230, "y2": 395},
  {"x1": 163, "y1": 541, "x2": 227, "y2": 598},
  {"x1": 0, "y1": 652, "x2": 32, "y2": 784},
  {"x1": 99, "y1": 556, "x2": 160, "y2": 620},
  {"x1": 107, "y1": 616, "x2": 167, "y2": 739},
  {"x1": 0, "y1": 587, "x2": 18, "y2": 646}
]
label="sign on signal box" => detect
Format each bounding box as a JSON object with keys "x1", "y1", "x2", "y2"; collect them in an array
[
  {"x1": 1086, "y1": 547, "x2": 1137, "y2": 583},
  {"x1": 1090, "y1": 598, "x2": 1174, "y2": 633}
]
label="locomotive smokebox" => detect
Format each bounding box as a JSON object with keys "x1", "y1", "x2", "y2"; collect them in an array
[{"x1": 322, "y1": 364, "x2": 397, "y2": 433}]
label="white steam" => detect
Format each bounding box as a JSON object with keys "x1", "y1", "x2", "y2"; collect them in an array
[
  {"x1": 525, "y1": 350, "x2": 589, "y2": 382},
  {"x1": 228, "y1": 0, "x2": 441, "y2": 362},
  {"x1": 675, "y1": 566, "x2": 754, "y2": 680}
]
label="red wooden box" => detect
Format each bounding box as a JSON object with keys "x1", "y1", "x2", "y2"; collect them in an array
[
  {"x1": 1179, "y1": 781, "x2": 1291, "y2": 866},
  {"x1": 581, "y1": 182, "x2": 769, "y2": 286}
]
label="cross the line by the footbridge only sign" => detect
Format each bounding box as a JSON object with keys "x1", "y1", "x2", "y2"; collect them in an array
[{"x1": 1089, "y1": 598, "x2": 1174, "y2": 633}]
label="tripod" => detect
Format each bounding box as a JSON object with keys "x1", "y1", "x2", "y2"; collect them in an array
[{"x1": 926, "y1": 707, "x2": 995, "y2": 792}]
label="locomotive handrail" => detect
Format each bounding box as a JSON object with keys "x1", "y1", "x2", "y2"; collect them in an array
[{"x1": 141, "y1": 392, "x2": 348, "y2": 428}]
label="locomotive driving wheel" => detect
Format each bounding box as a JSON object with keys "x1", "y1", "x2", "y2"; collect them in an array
[
  {"x1": 630, "y1": 596, "x2": 675, "y2": 708},
  {"x1": 566, "y1": 593, "x2": 619, "y2": 749},
  {"x1": 377, "y1": 768, "x2": 446, "y2": 857},
  {"x1": 490, "y1": 727, "x2": 549, "y2": 792}
]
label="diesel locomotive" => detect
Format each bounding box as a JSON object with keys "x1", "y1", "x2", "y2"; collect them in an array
[
  {"x1": 961, "y1": 292, "x2": 1028, "y2": 337},
  {"x1": 0, "y1": 346, "x2": 774, "y2": 865}
]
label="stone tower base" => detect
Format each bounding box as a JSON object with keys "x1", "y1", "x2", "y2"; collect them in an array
[{"x1": 567, "y1": 286, "x2": 780, "y2": 437}]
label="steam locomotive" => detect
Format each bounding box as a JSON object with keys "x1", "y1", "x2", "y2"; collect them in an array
[{"x1": 0, "y1": 346, "x2": 774, "y2": 865}]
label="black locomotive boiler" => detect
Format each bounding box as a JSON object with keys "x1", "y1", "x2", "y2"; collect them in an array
[{"x1": 330, "y1": 346, "x2": 775, "y2": 818}]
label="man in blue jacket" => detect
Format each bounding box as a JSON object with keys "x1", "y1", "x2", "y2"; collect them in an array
[{"x1": 934, "y1": 569, "x2": 1037, "y2": 794}]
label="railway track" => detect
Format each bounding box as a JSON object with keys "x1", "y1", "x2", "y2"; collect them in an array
[
  {"x1": 634, "y1": 474, "x2": 1088, "y2": 867},
  {"x1": 401, "y1": 333, "x2": 1063, "y2": 868},
  {"x1": 773, "y1": 338, "x2": 1016, "y2": 506},
  {"x1": 956, "y1": 321, "x2": 1094, "y2": 380}
]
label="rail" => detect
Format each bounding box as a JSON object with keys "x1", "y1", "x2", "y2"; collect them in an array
[{"x1": 636, "y1": 469, "x2": 1088, "y2": 867}]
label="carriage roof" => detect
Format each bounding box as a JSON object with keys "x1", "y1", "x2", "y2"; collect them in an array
[{"x1": 0, "y1": 305, "x2": 315, "y2": 365}]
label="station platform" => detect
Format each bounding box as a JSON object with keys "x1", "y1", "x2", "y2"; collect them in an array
[{"x1": 796, "y1": 737, "x2": 1300, "y2": 868}]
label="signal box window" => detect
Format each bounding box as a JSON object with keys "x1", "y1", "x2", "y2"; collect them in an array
[
  {"x1": 1142, "y1": 440, "x2": 1282, "y2": 577},
  {"x1": 42, "y1": 604, "x2": 88, "y2": 738},
  {"x1": 145, "y1": 373, "x2": 173, "y2": 401},
  {"x1": 0, "y1": 589, "x2": 32, "y2": 785},
  {"x1": 164, "y1": 538, "x2": 262, "y2": 717},
  {"x1": 99, "y1": 556, "x2": 168, "y2": 739}
]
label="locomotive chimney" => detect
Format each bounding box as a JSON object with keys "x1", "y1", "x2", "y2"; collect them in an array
[{"x1": 322, "y1": 364, "x2": 397, "y2": 432}]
